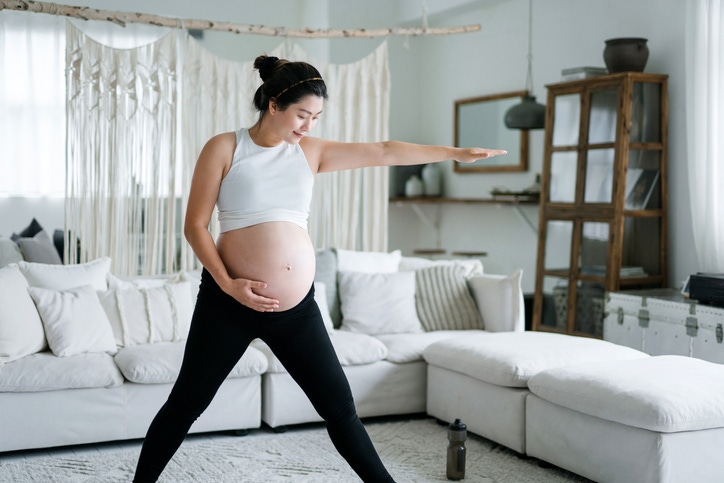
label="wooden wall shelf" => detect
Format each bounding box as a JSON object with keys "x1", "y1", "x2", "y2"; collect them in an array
[{"x1": 390, "y1": 196, "x2": 539, "y2": 205}]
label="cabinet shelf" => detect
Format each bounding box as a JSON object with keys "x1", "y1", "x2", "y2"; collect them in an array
[{"x1": 533, "y1": 72, "x2": 669, "y2": 339}]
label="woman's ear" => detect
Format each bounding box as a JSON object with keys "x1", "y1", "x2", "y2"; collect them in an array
[{"x1": 268, "y1": 98, "x2": 278, "y2": 115}]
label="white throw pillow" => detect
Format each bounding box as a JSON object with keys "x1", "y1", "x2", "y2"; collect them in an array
[
  {"x1": 0, "y1": 265, "x2": 47, "y2": 364},
  {"x1": 467, "y1": 269, "x2": 525, "y2": 332},
  {"x1": 28, "y1": 285, "x2": 117, "y2": 357},
  {"x1": 313, "y1": 281, "x2": 334, "y2": 333},
  {"x1": 15, "y1": 229, "x2": 62, "y2": 265},
  {"x1": 415, "y1": 265, "x2": 484, "y2": 331},
  {"x1": 336, "y1": 249, "x2": 401, "y2": 273},
  {"x1": 98, "y1": 281, "x2": 194, "y2": 347},
  {"x1": 17, "y1": 257, "x2": 111, "y2": 291},
  {"x1": 338, "y1": 270, "x2": 422, "y2": 335},
  {"x1": 0, "y1": 236, "x2": 24, "y2": 268}
]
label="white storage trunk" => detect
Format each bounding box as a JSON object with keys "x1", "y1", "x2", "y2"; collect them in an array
[{"x1": 604, "y1": 289, "x2": 724, "y2": 364}]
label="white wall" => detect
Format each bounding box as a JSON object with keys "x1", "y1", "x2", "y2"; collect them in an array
[
  {"x1": 325, "y1": 0, "x2": 695, "y2": 293},
  {"x1": 1, "y1": 0, "x2": 700, "y2": 294}
]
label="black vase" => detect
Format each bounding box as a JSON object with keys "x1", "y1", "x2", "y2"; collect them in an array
[{"x1": 603, "y1": 38, "x2": 649, "y2": 73}]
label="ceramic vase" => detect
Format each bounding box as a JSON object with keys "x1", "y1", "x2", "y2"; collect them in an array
[
  {"x1": 603, "y1": 38, "x2": 649, "y2": 73},
  {"x1": 405, "y1": 175, "x2": 424, "y2": 197},
  {"x1": 421, "y1": 164, "x2": 442, "y2": 196}
]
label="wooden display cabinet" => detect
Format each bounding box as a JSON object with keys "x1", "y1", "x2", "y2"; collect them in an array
[{"x1": 532, "y1": 72, "x2": 669, "y2": 338}]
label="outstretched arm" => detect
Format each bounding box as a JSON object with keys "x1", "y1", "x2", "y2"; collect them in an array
[{"x1": 300, "y1": 137, "x2": 506, "y2": 173}]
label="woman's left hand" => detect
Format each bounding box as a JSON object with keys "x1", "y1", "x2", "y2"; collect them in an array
[{"x1": 455, "y1": 148, "x2": 508, "y2": 163}]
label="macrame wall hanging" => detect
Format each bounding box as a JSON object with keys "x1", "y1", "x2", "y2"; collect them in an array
[{"x1": 1, "y1": 0, "x2": 481, "y2": 38}]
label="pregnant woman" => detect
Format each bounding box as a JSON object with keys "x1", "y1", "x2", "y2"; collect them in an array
[{"x1": 133, "y1": 54, "x2": 505, "y2": 483}]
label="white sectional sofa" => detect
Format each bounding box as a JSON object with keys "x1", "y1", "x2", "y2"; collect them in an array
[
  {"x1": 0, "y1": 247, "x2": 526, "y2": 453},
  {"x1": 424, "y1": 331, "x2": 724, "y2": 482}
]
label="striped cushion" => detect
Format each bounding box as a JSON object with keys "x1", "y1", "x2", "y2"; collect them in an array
[{"x1": 415, "y1": 265, "x2": 484, "y2": 331}]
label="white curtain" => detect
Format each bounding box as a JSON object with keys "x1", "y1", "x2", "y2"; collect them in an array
[
  {"x1": 182, "y1": 39, "x2": 391, "y2": 262},
  {"x1": 686, "y1": 0, "x2": 724, "y2": 271},
  {"x1": 65, "y1": 22, "x2": 179, "y2": 275},
  {"x1": 0, "y1": 11, "x2": 65, "y2": 197},
  {"x1": 180, "y1": 37, "x2": 258, "y2": 269}
]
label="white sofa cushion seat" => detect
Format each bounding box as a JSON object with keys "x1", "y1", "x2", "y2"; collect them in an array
[
  {"x1": 375, "y1": 330, "x2": 486, "y2": 363},
  {"x1": 528, "y1": 355, "x2": 724, "y2": 433},
  {"x1": 525, "y1": 355, "x2": 724, "y2": 483},
  {"x1": 0, "y1": 351, "x2": 123, "y2": 392},
  {"x1": 252, "y1": 331, "x2": 387, "y2": 373},
  {"x1": 114, "y1": 341, "x2": 268, "y2": 384},
  {"x1": 424, "y1": 331, "x2": 649, "y2": 388}
]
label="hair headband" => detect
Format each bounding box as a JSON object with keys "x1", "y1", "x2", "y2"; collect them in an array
[{"x1": 274, "y1": 77, "x2": 324, "y2": 99}]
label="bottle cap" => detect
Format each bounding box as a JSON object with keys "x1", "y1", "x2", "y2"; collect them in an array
[{"x1": 449, "y1": 419, "x2": 467, "y2": 431}]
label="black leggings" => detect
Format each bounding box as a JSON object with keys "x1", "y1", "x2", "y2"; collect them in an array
[{"x1": 133, "y1": 269, "x2": 394, "y2": 483}]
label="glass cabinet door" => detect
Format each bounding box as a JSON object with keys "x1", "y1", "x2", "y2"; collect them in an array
[
  {"x1": 588, "y1": 89, "x2": 618, "y2": 144},
  {"x1": 552, "y1": 94, "x2": 580, "y2": 147},
  {"x1": 584, "y1": 148, "x2": 615, "y2": 203},
  {"x1": 539, "y1": 220, "x2": 573, "y2": 331},
  {"x1": 631, "y1": 82, "x2": 662, "y2": 144}
]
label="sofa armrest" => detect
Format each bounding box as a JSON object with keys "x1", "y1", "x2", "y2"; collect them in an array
[{"x1": 467, "y1": 269, "x2": 525, "y2": 332}]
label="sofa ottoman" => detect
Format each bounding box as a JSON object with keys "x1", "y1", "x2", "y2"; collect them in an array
[
  {"x1": 526, "y1": 355, "x2": 724, "y2": 483},
  {"x1": 423, "y1": 331, "x2": 649, "y2": 453}
]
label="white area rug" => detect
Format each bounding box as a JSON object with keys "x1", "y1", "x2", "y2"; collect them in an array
[{"x1": 0, "y1": 417, "x2": 589, "y2": 482}]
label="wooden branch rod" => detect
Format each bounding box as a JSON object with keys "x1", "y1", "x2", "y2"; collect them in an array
[{"x1": 1, "y1": 0, "x2": 481, "y2": 38}]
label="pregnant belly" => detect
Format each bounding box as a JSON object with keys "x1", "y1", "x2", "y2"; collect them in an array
[{"x1": 216, "y1": 223, "x2": 316, "y2": 311}]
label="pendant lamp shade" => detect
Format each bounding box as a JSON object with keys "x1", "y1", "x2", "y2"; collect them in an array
[
  {"x1": 504, "y1": 0, "x2": 546, "y2": 130},
  {"x1": 504, "y1": 95, "x2": 546, "y2": 129}
]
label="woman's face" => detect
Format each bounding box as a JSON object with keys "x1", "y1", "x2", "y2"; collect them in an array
[{"x1": 271, "y1": 94, "x2": 324, "y2": 144}]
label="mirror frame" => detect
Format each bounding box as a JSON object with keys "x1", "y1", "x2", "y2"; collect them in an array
[{"x1": 453, "y1": 90, "x2": 530, "y2": 173}]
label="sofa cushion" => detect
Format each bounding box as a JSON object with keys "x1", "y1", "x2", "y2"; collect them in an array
[
  {"x1": 338, "y1": 270, "x2": 423, "y2": 335},
  {"x1": 399, "y1": 256, "x2": 483, "y2": 275},
  {"x1": 423, "y1": 332, "x2": 649, "y2": 388},
  {"x1": 29, "y1": 284, "x2": 117, "y2": 357},
  {"x1": 0, "y1": 265, "x2": 48, "y2": 364},
  {"x1": 467, "y1": 269, "x2": 525, "y2": 332},
  {"x1": 114, "y1": 341, "x2": 268, "y2": 384},
  {"x1": 252, "y1": 331, "x2": 388, "y2": 373},
  {"x1": 314, "y1": 248, "x2": 339, "y2": 326},
  {"x1": 0, "y1": 236, "x2": 24, "y2": 268},
  {"x1": 10, "y1": 217, "x2": 43, "y2": 241},
  {"x1": 375, "y1": 330, "x2": 486, "y2": 363},
  {"x1": 528, "y1": 355, "x2": 724, "y2": 433},
  {"x1": 313, "y1": 281, "x2": 334, "y2": 333},
  {"x1": 15, "y1": 229, "x2": 63, "y2": 264},
  {"x1": 336, "y1": 249, "x2": 401, "y2": 273},
  {"x1": 0, "y1": 351, "x2": 123, "y2": 392},
  {"x1": 414, "y1": 265, "x2": 484, "y2": 331},
  {"x1": 17, "y1": 257, "x2": 111, "y2": 291},
  {"x1": 98, "y1": 281, "x2": 194, "y2": 347}
]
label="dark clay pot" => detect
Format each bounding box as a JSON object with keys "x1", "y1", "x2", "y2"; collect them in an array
[{"x1": 603, "y1": 38, "x2": 649, "y2": 73}]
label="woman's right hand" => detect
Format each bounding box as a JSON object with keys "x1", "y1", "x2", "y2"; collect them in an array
[{"x1": 224, "y1": 277, "x2": 280, "y2": 312}]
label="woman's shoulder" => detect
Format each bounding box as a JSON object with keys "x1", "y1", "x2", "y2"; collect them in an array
[
  {"x1": 197, "y1": 131, "x2": 238, "y2": 168},
  {"x1": 206, "y1": 131, "x2": 238, "y2": 147}
]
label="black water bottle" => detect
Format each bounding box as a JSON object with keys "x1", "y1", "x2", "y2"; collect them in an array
[{"x1": 446, "y1": 419, "x2": 467, "y2": 480}]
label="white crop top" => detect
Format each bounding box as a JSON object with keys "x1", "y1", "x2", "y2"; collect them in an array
[{"x1": 217, "y1": 128, "x2": 314, "y2": 232}]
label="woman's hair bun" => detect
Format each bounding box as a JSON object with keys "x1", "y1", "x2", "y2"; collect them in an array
[{"x1": 254, "y1": 55, "x2": 279, "y2": 81}]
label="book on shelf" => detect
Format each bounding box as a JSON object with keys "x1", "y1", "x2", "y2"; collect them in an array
[
  {"x1": 625, "y1": 169, "x2": 660, "y2": 210},
  {"x1": 581, "y1": 265, "x2": 648, "y2": 278},
  {"x1": 561, "y1": 66, "x2": 608, "y2": 81}
]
